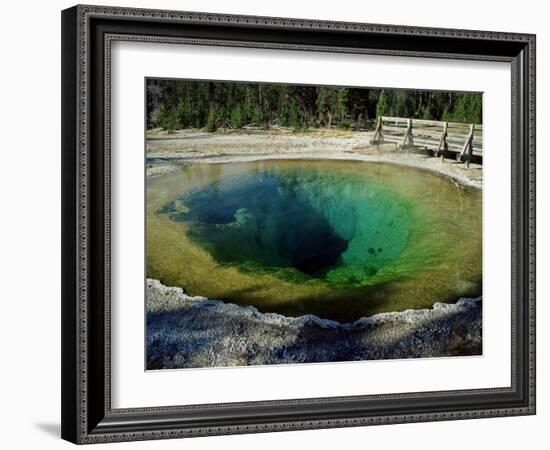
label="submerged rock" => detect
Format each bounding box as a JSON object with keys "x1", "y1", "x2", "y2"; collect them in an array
[{"x1": 146, "y1": 278, "x2": 482, "y2": 370}]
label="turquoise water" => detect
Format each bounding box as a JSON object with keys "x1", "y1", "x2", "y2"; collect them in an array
[
  {"x1": 160, "y1": 168, "x2": 411, "y2": 284},
  {"x1": 147, "y1": 160, "x2": 482, "y2": 321}
]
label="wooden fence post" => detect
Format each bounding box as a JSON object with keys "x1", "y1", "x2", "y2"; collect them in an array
[
  {"x1": 436, "y1": 121, "x2": 448, "y2": 162},
  {"x1": 365, "y1": 117, "x2": 481, "y2": 164},
  {"x1": 401, "y1": 118, "x2": 413, "y2": 149},
  {"x1": 370, "y1": 116, "x2": 384, "y2": 145},
  {"x1": 459, "y1": 124, "x2": 475, "y2": 168}
]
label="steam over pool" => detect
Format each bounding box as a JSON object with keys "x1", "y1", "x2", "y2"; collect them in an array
[{"x1": 147, "y1": 160, "x2": 481, "y2": 322}]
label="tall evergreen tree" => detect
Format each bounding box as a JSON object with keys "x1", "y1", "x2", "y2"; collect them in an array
[
  {"x1": 147, "y1": 80, "x2": 482, "y2": 131},
  {"x1": 375, "y1": 90, "x2": 390, "y2": 118}
]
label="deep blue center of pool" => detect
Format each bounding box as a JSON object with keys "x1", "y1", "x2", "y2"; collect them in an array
[
  {"x1": 161, "y1": 174, "x2": 350, "y2": 276},
  {"x1": 159, "y1": 168, "x2": 413, "y2": 283}
]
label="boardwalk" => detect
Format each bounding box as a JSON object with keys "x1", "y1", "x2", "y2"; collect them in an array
[{"x1": 370, "y1": 116, "x2": 482, "y2": 168}]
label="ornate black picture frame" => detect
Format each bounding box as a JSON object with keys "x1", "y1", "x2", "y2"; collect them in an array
[{"x1": 61, "y1": 4, "x2": 536, "y2": 444}]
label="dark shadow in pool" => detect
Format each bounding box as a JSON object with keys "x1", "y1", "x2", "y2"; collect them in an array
[
  {"x1": 204, "y1": 274, "x2": 481, "y2": 323},
  {"x1": 209, "y1": 278, "x2": 408, "y2": 323},
  {"x1": 161, "y1": 173, "x2": 352, "y2": 277}
]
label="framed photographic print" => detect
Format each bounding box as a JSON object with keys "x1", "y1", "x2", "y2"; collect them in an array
[{"x1": 61, "y1": 4, "x2": 536, "y2": 444}]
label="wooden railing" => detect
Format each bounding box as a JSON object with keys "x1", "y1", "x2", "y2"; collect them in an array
[{"x1": 370, "y1": 116, "x2": 483, "y2": 167}]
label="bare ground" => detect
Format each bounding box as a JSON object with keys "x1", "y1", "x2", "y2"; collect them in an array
[
  {"x1": 146, "y1": 128, "x2": 482, "y2": 189},
  {"x1": 147, "y1": 279, "x2": 481, "y2": 369}
]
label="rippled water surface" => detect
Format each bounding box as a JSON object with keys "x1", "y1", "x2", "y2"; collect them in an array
[{"x1": 147, "y1": 160, "x2": 482, "y2": 322}]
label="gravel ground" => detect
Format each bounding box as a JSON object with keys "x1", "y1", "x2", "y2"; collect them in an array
[
  {"x1": 146, "y1": 129, "x2": 482, "y2": 189},
  {"x1": 147, "y1": 279, "x2": 482, "y2": 370}
]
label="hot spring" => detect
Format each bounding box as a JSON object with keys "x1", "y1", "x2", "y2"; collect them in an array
[{"x1": 147, "y1": 160, "x2": 482, "y2": 322}]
